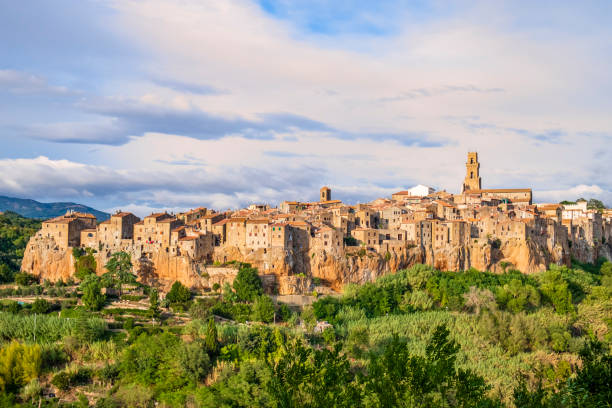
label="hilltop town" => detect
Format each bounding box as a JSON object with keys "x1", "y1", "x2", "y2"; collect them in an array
[{"x1": 21, "y1": 153, "x2": 612, "y2": 294}]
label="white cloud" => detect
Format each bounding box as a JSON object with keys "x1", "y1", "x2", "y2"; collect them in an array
[
  {"x1": 536, "y1": 184, "x2": 611, "y2": 205},
  {"x1": 2, "y1": 1, "x2": 612, "y2": 211}
]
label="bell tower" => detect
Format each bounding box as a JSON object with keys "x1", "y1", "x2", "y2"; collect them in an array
[
  {"x1": 462, "y1": 152, "x2": 481, "y2": 192},
  {"x1": 320, "y1": 186, "x2": 331, "y2": 202}
]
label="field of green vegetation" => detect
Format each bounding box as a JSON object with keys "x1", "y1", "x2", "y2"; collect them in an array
[{"x1": 0, "y1": 212, "x2": 610, "y2": 407}]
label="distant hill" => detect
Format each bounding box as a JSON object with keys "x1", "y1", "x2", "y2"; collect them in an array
[{"x1": 0, "y1": 195, "x2": 110, "y2": 221}]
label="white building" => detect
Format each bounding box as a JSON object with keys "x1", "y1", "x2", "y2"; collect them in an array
[{"x1": 408, "y1": 184, "x2": 435, "y2": 196}]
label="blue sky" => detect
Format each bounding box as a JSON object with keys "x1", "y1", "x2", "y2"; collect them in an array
[{"x1": 0, "y1": 0, "x2": 611, "y2": 216}]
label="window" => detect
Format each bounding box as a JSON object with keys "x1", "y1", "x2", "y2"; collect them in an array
[{"x1": 470, "y1": 171, "x2": 474, "y2": 179}]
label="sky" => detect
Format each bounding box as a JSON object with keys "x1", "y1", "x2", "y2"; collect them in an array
[{"x1": 0, "y1": 0, "x2": 611, "y2": 216}]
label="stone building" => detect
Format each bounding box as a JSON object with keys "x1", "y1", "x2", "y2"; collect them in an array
[
  {"x1": 40, "y1": 211, "x2": 97, "y2": 249},
  {"x1": 351, "y1": 228, "x2": 379, "y2": 248}
]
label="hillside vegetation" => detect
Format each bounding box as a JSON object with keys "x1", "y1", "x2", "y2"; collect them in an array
[
  {"x1": 0, "y1": 212, "x2": 40, "y2": 282},
  {"x1": 0, "y1": 248, "x2": 610, "y2": 406}
]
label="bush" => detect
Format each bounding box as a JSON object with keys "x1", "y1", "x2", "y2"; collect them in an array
[
  {"x1": 0, "y1": 341, "x2": 42, "y2": 393},
  {"x1": 81, "y1": 275, "x2": 107, "y2": 311},
  {"x1": 120, "y1": 294, "x2": 144, "y2": 301},
  {"x1": 51, "y1": 368, "x2": 92, "y2": 391},
  {"x1": 178, "y1": 340, "x2": 211, "y2": 381},
  {"x1": 233, "y1": 265, "x2": 263, "y2": 302},
  {"x1": 123, "y1": 318, "x2": 135, "y2": 330},
  {"x1": 51, "y1": 371, "x2": 71, "y2": 391},
  {"x1": 166, "y1": 281, "x2": 192, "y2": 304},
  {"x1": 252, "y1": 295, "x2": 275, "y2": 323},
  {"x1": 14, "y1": 272, "x2": 37, "y2": 286},
  {"x1": 539, "y1": 270, "x2": 574, "y2": 314},
  {"x1": 31, "y1": 298, "x2": 50, "y2": 314}
]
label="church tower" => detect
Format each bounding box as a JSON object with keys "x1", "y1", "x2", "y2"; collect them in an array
[
  {"x1": 462, "y1": 152, "x2": 481, "y2": 192},
  {"x1": 320, "y1": 186, "x2": 331, "y2": 202}
]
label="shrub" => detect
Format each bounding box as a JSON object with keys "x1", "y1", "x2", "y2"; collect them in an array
[
  {"x1": 166, "y1": 281, "x2": 192, "y2": 304},
  {"x1": 252, "y1": 295, "x2": 275, "y2": 323},
  {"x1": 14, "y1": 272, "x2": 37, "y2": 286},
  {"x1": 51, "y1": 368, "x2": 92, "y2": 391},
  {"x1": 233, "y1": 265, "x2": 263, "y2": 302},
  {"x1": 539, "y1": 270, "x2": 574, "y2": 314},
  {"x1": 123, "y1": 318, "x2": 135, "y2": 330},
  {"x1": 20, "y1": 378, "x2": 42, "y2": 403},
  {"x1": 178, "y1": 340, "x2": 211, "y2": 381},
  {"x1": 31, "y1": 298, "x2": 50, "y2": 314},
  {"x1": 0, "y1": 341, "x2": 42, "y2": 393},
  {"x1": 81, "y1": 275, "x2": 107, "y2": 311}
]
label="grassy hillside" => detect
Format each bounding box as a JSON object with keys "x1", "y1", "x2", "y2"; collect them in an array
[
  {"x1": 0, "y1": 211, "x2": 40, "y2": 281},
  {"x1": 0, "y1": 196, "x2": 109, "y2": 221},
  {"x1": 0, "y1": 258, "x2": 610, "y2": 407}
]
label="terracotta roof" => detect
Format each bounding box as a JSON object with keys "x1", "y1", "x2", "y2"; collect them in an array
[
  {"x1": 184, "y1": 207, "x2": 206, "y2": 215},
  {"x1": 112, "y1": 212, "x2": 134, "y2": 218},
  {"x1": 212, "y1": 219, "x2": 230, "y2": 226},
  {"x1": 470, "y1": 188, "x2": 532, "y2": 193},
  {"x1": 179, "y1": 236, "x2": 198, "y2": 241},
  {"x1": 246, "y1": 218, "x2": 269, "y2": 224},
  {"x1": 392, "y1": 191, "x2": 410, "y2": 196},
  {"x1": 157, "y1": 218, "x2": 177, "y2": 223},
  {"x1": 435, "y1": 200, "x2": 456, "y2": 208}
]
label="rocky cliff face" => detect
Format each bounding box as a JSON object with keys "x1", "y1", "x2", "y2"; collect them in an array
[
  {"x1": 21, "y1": 232, "x2": 611, "y2": 295},
  {"x1": 21, "y1": 237, "x2": 75, "y2": 282}
]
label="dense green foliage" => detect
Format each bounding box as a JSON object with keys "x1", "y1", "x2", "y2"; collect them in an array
[
  {"x1": 80, "y1": 275, "x2": 107, "y2": 311},
  {"x1": 103, "y1": 251, "x2": 135, "y2": 295},
  {"x1": 0, "y1": 212, "x2": 40, "y2": 281},
  {"x1": 233, "y1": 264, "x2": 263, "y2": 301},
  {"x1": 72, "y1": 247, "x2": 97, "y2": 280},
  {"x1": 0, "y1": 258, "x2": 610, "y2": 407}
]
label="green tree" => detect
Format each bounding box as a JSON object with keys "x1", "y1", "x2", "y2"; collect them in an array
[
  {"x1": 166, "y1": 281, "x2": 191, "y2": 304},
  {"x1": 74, "y1": 247, "x2": 97, "y2": 280},
  {"x1": 252, "y1": 295, "x2": 275, "y2": 323},
  {"x1": 14, "y1": 272, "x2": 37, "y2": 286},
  {"x1": 80, "y1": 275, "x2": 106, "y2": 311},
  {"x1": 365, "y1": 325, "x2": 499, "y2": 407},
  {"x1": 103, "y1": 251, "x2": 134, "y2": 295},
  {"x1": 31, "y1": 298, "x2": 49, "y2": 314},
  {"x1": 148, "y1": 288, "x2": 161, "y2": 321},
  {"x1": 233, "y1": 265, "x2": 263, "y2": 302},
  {"x1": 0, "y1": 264, "x2": 13, "y2": 283},
  {"x1": 205, "y1": 317, "x2": 219, "y2": 355},
  {"x1": 178, "y1": 340, "x2": 210, "y2": 382},
  {"x1": 587, "y1": 198, "x2": 605, "y2": 210},
  {"x1": 539, "y1": 270, "x2": 573, "y2": 314}
]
